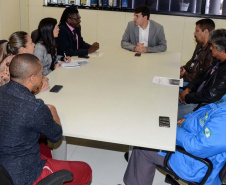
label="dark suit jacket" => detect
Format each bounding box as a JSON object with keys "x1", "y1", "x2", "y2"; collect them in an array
[{"x1": 56, "y1": 23, "x2": 90, "y2": 56}]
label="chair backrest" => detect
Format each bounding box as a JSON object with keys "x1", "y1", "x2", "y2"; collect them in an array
[
  {"x1": 0, "y1": 164, "x2": 73, "y2": 185},
  {"x1": 37, "y1": 169, "x2": 73, "y2": 185},
  {"x1": 31, "y1": 29, "x2": 39, "y2": 43},
  {"x1": 220, "y1": 163, "x2": 226, "y2": 184},
  {"x1": 0, "y1": 165, "x2": 13, "y2": 185}
]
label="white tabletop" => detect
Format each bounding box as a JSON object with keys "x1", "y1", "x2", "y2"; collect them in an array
[{"x1": 37, "y1": 48, "x2": 181, "y2": 151}]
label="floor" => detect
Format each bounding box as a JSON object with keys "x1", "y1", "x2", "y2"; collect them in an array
[{"x1": 61, "y1": 137, "x2": 170, "y2": 185}]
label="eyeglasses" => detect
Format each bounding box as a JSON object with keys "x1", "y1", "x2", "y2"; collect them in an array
[{"x1": 68, "y1": 17, "x2": 81, "y2": 21}]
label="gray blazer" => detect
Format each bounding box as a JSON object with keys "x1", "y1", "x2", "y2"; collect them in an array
[
  {"x1": 34, "y1": 42, "x2": 62, "y2": 76},
  {"x1": 121, "y1": 20, "x2": 167, "y2": 53}
]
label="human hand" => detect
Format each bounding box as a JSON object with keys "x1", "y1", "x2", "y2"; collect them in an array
[
  {"x1": 33, "y1": 76, "x2": 49, "y2": 94},
  {"x1": 134, "y1": 43, "x2": 143, "y2": 53},
  {"x1": 177, "y1": 118, "x2": 185, "y2": 127},
  {"x1": 64, "y1": 56, "x2": 71, "y2": 63},
  {"x1": 179, "y1": 94, "x2": 187, "y2": 104},
  {"x1": 40, "y1": 76, "x2": 50, "y2": 92},
  {"x1": 179, "y1": 89, "x2": 190, "y2": 103},
  {"x1": 135, "y1": 43, "x2": 147, "y2": 53},
  {"x1": 92, "y1": 42, "x2": 99, "y2": 49},
  {"x1": 180, "y1": 67, "x2": 186, "y2": 78},
  {"x1": 88, "y1": 42, "x2": 99, "y2": 53},
  {"x1": 180, "y1": 66, "x2": 183, "y2": 72},
  {"x1": 54, "y1": 62, "x2": 62, "y2": 69},
  {"x1": 134, "y1": 46, "x2": 143, "y2": 53},
  {"x1": 42, "y1": 76, "x2": 49, "y2": 81},
  {"x1": 140, "y1": 45, "x2": 147, "y2": 53},
  {"x1": 137, "y1": 43, "x2": 147, "y2": 52}
]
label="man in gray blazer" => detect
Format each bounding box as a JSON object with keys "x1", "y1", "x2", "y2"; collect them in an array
[{"x1": 121, "y1": 5, "x2": 167, "y2": 53}]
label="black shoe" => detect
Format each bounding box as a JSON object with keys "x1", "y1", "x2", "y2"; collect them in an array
[
  {"x1": 165, "y1": 174, "x2": 180, "y2": 185},
  {"x1": 124, "y1": 152, "x2": 129, "y2": 162}
]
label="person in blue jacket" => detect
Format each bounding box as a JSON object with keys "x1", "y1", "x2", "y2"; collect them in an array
[
  {"x1": 124, "y1": 94, "x2": 226, "y2": 185},
  {"x1": 124, "y1": 29, "x2": 226, "y2": 185}
]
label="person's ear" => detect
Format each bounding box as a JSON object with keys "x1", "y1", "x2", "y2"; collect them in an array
[
  {"x1": 204, "y1": 29, "x2": 209, "y2": 36},
  {"x1": 220, "y1": 50, "x2": 226, "y2": 56},
  {"x1": 29, "y1": 74, "x2": 36, "y2": 84},
  {"x1": 18, "y1": 47, "x2": 26, "y2": 54},
  {"x1": 66, "y1": 18, "x2": 71, "y2": 24}
]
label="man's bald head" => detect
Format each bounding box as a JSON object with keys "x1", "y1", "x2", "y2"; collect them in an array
[{"x1": 10, "y1": 54, "x2": 42, "y2": 84}]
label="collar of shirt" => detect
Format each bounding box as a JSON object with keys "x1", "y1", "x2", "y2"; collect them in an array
[
  {"x1": 1, "y1": 81, "x2": 35, "y2": 101},
  {"x1": 66, "y1": 22, "x2": 75, "y2": 34},
  {"x1": 203, "y1": 42, "x2": 211, "y2": 51},
  {"x1": 138, "y1": 21, "x2": 150, "y2": 47}
]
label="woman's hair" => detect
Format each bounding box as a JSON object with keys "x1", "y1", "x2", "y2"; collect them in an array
[
  {"x1": 37, "y1": 17, "x2": 57, "y2": 54},
  {"x1": 0, "y1": 40, "x2": 8, "y2": 64},
  {"x1": 8, "y1": 31, "x2": 28, "y2": 55}
]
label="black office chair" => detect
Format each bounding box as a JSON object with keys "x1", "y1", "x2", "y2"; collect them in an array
[
  {"x1": 157, "y1": 145, "x2": 226, "y2": 185},
  {"x1": 0, "y1": 164, "x2": 73, "y2": 185}
]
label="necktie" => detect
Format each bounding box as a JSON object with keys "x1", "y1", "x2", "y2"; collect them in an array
[{"x1": 73, "y1": 29, "x2": 79, "y2": 49}]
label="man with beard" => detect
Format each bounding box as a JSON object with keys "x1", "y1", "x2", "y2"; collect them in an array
[
  {"x1": 178, "y1": 29, "x2": 226, "y2": 119},
  {"x1": 180, "y1": 19, "x2": 215, "y2": 82},
  {"x1": 56, "y1": 6, "x2": 99, "y2": 57},
  {"x1": 124, "y1": 30, "x2": 226, "y2": 185}
]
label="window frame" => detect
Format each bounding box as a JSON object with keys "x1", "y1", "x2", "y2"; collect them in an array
[{"x1": 45, "y1": 0, "x2": 226, "y2": 20}]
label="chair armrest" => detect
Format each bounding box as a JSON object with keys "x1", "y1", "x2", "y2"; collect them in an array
[
  {"x1": 37, "y1": 169, "x2": 73, "y2": 185},
  {"x1": 220, "y1": 163, "x2": 226, "y2": 184},
  {"x1": 163, "y1": 145, "x2": 213, "y2": 185},
  {"x1": 0, "y1": 164, "x2": 14, "y2": 185}
]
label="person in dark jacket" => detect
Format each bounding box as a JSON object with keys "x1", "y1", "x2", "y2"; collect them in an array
[
  {"x1": 56, "y1": 6, "x2": 99, "y2": 57},
  {"x1": 180, "y1": 19, "x2": 215, "y2": 82},
  {"x1": 178, "y1": 29, "x2": 226, "y2": 119},
  {"x1": 0, "y1": 54, "x2": 92, "y2": 185}
]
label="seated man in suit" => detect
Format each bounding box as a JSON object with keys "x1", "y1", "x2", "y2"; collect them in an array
[
  {"x1": 124, "y1": 94, "x2": 226, "y2": 185},
  {"x1": 0, "y1": 54, "x2": 92, "y2": 185},
  {"x1": 178, "y1": 29, "x2": 226, "y2": 119},
  {"x1": 57, "y1": 6, "x2": 99, "y2": 56},
  {"x1": 121, "y1": 5, "x2": 167, "y2": 53},
  {"x1": 180, "y1": 19, "x2": 215, "y2": 83}
]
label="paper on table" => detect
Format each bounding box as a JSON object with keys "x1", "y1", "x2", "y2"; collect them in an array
[
  {"x1": 152, "y1": 76, "x2": 183, "y2": 87},
  {"x1": 88, "y1": 52, "x2": 104, "y2": 58},
  {"x1": 61, "y1": 59, "x2": 89, "y2": 68}
]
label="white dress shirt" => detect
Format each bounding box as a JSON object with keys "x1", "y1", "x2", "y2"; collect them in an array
[{"x1": 138, "y1": 22, "x2": 150, "y2": 47}]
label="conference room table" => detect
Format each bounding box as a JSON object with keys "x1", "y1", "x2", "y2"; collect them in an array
[{"x1": 36, "y1": 47, "x2": 181, "y2": 156}]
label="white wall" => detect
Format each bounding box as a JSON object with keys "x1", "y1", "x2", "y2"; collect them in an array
[
  {"x1": 27, "y1": 5, "x2": 226, "y2": 65},
  {"x1": 20, "y1": 0, "x2": 29, "y2": 33},
  {"x1": 0, "y1": 0, "x2": 21, "y2": 39},
  {"x1": 1, "y1": 1, "x2": 226, "y2": 65}
]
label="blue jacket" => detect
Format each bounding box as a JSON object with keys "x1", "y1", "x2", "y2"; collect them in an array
[{"x1": 159, "y1": 95, "x2": 226, "y2": 185}]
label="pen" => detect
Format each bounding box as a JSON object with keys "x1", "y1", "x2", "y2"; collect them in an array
[{"x1": 64, "y1": 51, "x2": 68, "y2": 62}]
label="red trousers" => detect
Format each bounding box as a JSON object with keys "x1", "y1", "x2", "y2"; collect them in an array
[
  {"x1": 39, "y1": 144, "x2": 52, "y2": 159},
  {"x1": 33, "y1": 145, "x2": 92, "y2": 185}
]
